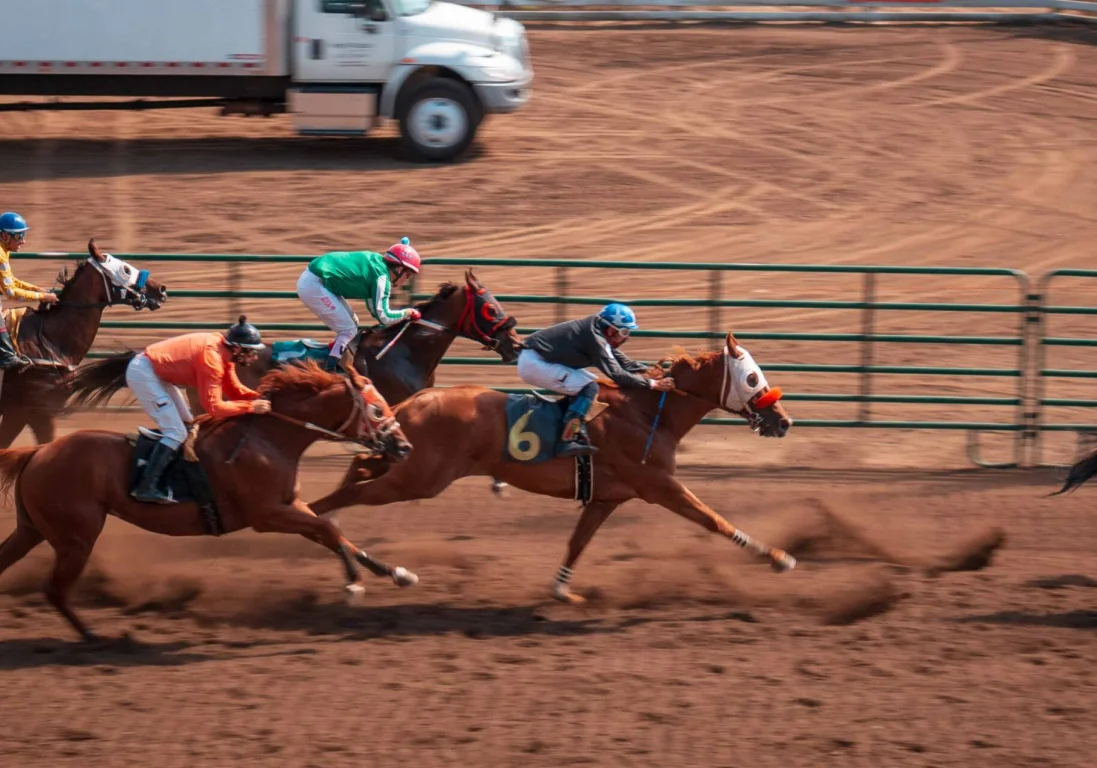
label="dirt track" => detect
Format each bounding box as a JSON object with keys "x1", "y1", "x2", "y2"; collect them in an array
[{"x1": 1, "y1": 23, "x2": 1097, "y2": 768}]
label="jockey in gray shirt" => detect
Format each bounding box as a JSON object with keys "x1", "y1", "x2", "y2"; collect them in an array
[{"x1": 518, "y1": 303, "x2": 676, "y2": 456}]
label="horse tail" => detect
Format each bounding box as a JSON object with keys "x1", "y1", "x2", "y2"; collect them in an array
[
  {"x1": 66, "y1": 350, "x2": 137, "y2": 411},
  {"x1": 0, "y1": 446, "x2": 38, "y2": 501},
  {"x1": 1048, "y1": 447, "x2": 1097, "y2": 497}
]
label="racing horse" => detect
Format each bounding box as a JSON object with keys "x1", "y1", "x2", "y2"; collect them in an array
[
  {"x1": 0, "y1": 239, "x2": 167, "y2": 447},
  {"x1": 0, "y1": 359, "x2": 414, "y2": 642},
  {"x1": 308, "y1": 331, "x2": 798, "y2": 603},
  {"x1": 186, "y1": 268, "x2": 522, "y2": 496}
]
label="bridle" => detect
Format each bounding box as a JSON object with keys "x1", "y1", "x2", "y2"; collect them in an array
[
  {"x1": 265, "y1": 377, "x2": 399, "y2": 454},
  {"x1": 454, "y1": 284, "x2": 516, "y2": 352},
  {"x1": 51, "y1": 256, "x2": 158, "y2": 310}
]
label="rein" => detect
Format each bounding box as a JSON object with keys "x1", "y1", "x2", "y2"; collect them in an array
[{"x1": 263, "y1": 378, "x2": 394, "y2": 452}]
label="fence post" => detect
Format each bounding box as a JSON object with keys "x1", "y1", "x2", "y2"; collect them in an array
[
  {"x1": 858, "y1": 272, "x2": 876, "y2": 424},
  {"x1": 229, "y1": 262, "x2": 242, "y2": 322},
  {"x1": 708, "y1": 270, "x2": 722, "y2": 347},
  {"x1": 555, "y1": 266, "x2": 569, "y2": 324},
  {"x1": 1021, "y1": 282, "x2": 1042, "y2": 468}
]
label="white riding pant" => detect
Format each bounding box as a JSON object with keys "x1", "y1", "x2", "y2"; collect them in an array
[
  {"x1": 517, "y1": 349, "x2": 598, "y2": 396},
  {"x1": 126, "y1": 353, "x2": 193, "y2": 450},
  {"x1": 297, "y1": 268, "x2": 358, "y2": 357}
]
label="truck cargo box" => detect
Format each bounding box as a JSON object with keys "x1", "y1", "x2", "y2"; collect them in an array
[{"x1": 0, "y1": 0, "x2": 287, "y2": 77}]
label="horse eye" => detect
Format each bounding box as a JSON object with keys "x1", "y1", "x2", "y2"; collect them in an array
[
  {"x1": 369, "y1": 404, "x2": 384, "y2": 420},
  {"x1": 746, "y1": 372, "x2": 759, "y2": 388}
]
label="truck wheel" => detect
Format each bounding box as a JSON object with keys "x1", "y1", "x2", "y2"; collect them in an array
[{"x1": 398, "y1": 77, "x2": 481, "y2": 163}]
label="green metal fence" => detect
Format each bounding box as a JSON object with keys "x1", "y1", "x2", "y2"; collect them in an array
[{"x1": 19, "y1": 251, "x2": 1079, "y2": 467}]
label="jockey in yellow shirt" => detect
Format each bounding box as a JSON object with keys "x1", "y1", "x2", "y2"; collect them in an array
[{"x1": 0, "y1": 212, "x2": 58, "y2": 372}]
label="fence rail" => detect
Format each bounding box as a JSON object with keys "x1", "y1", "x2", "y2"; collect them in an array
[{"x1": 19, "y1": 251, "x2": 1097, "y2": 468}]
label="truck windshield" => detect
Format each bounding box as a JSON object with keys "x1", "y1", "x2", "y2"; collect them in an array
[{"x1": 391, "y1": 0, "x2": 432, "y2": 15}]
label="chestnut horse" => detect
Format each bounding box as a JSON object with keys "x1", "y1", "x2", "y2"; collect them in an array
[
  {"x1": 186, "y1": 269, "x2": 522, "y2": 496},
  {"x1": 0, "y1": 239, "x2": 168, "y2": 447},
  {"x1": 0, "y1": 360, "x2": 414, "y2": 642},
  {"x1": 309, "y1": 332, "x2": 797, "y2": 603}
]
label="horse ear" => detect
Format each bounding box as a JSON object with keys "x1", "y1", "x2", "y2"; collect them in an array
[
  {"x1": 726, "y1": 331, "x2": 744, "y2": 359},
  {"x1": 465, "y1": 268, "x2": 478, "y2": 286},
  {"x1": 87, "y1": 239, "x2": 107, "y2": 263}
]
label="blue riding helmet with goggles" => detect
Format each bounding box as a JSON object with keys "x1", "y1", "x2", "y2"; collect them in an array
[
  {"x1": 0, "y1": 212, "x2": 29, "y2": 239},
  {"x1": 599, "y1": 302, "x2": 639, "y2": 336}
]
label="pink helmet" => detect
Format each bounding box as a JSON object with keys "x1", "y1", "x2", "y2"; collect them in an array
[{"x1": 383, "y1": 238, "x2": 421, "y2": 274}]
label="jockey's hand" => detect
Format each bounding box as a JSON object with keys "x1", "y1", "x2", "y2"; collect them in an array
[
  {"x1": 651, "y1": 377, "x2": 676, "y2": 392},
  {"x1": 406, "y1": 309, "x2": 422, "y2": 323},
  {"x1": 39, "y1": 293, "x2": 59, "y2": 306},
  {"x1": 251, "y1": 399, "x2": 272, "y2": 414}
]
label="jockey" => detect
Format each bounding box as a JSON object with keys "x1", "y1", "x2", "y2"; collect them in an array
[
  {"x1": 518, "y1": 303, "x2": 676, "y2": 457},
  {"x1": 0, "y1": 212, "x2": 58, "y2": 370},
  {"x1": 125, "y1": 315, "x2": 271, "y2": 504},
  {"x1": 297, "y1": 237, "x2": 423, "y2": 372}
]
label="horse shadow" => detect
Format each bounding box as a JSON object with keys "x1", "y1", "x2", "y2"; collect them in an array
[
  {"x1": 224, "y1": 595, "x2": 622, "y2": 642},
  {"x1": 952, "y1": 610, "x2": 1097, "y2": 631}
]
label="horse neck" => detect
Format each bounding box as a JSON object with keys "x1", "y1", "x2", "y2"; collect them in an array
[
  {"x1": 386, "y1": 290, "x2": 464, "y2": 383},
  {"x1": 658, "y1": 361, "x2": 725, "y2": 441},
  {"x1": 260, "y1": 384, "x2": 354, "y2": 458},
  {"x1": 35, "y1": 265, "x2": 108, "y2": 364}
]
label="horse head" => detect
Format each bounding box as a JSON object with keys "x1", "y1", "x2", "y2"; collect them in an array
[
  {"x1": 60, "y1": 239, "x2": 168, "y2": 312},
  {"x1": 259, "y1": 355, "x2": 412, "y2": 462},
  {"x1": 418, "y1": 270, "x2": 521, "y2": 363},
  {"x1": 663, "y1": 331, "x2": 792, "y2": 438}
]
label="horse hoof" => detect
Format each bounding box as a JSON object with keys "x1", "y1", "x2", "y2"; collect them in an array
[
  {"x1": 550, "y1": 584, "x2": 586, "y2": 605},
  {"x1": 344, "y1": 583, "x2": 366, "y2": 605},
  {"x1": 491, "y1": 480, "x2": 508, "y2": 497},
  {"x1": 771, "y1": 552, "x2": 797, "y2": 573},
  {"x1": 391, "y1": 567, "x2": 419, "y2": 588}
]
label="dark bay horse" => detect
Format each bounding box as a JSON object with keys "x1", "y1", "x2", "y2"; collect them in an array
[
  {"x1": 0, "y1": 360, "x2": 414, "y2": 642},
  {"x1": 186, "y1": 268, "x2": 522, "y2": 495},
  {"x1": 309, "y1": 331, "x2": 797, "y2": 603},
  {"x1": 0, "y1": 239, "x2": 167, "y2": 447}
]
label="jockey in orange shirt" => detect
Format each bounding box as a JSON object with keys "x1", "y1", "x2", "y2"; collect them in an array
[{"x1": 125, "y1": 315, "x2": 270, "y2": 504}]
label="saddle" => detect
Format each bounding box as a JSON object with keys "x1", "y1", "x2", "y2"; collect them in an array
[{"x1": 126, "y1": 427, "x2": 224, "y2": 536}]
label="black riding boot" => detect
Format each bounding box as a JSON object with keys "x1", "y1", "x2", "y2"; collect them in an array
[
  {"x1": 131, "y1": 441, "x2": 179, "y2": 505},
  {"x1": 0, "y1": 329, "x2": 27, "y2": 370},
  {"x1": 557, "y1": 382, "x2": 599, "y2": 458},
  {"x1": 324, "y1": 355, "x2": 344, "y2": 374}
]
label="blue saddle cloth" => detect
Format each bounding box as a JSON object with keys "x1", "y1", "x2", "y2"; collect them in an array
[
  {"x1": 502, "y1": 393, "x2": 575, "y2": 464},
  {"x1": 271, "y1": 338, "x2": 332, "y2": 366}
]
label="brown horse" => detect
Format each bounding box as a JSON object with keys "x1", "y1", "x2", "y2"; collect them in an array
[
  {"x1": 186, "y1": 269, "x2": 522, "y2": 496},
  {"x1": 309, "y1": 331, "x2": 797, "y2": 603},
  {"x1": 0, "y1": 239, "x2": 168, "y2": 447},
  {"x1": 0, "y1": 359, "x2": 414, "y2": 642}
]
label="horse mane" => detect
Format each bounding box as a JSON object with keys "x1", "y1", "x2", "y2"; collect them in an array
[
  {"x1": 414, "y1": 282, "x2": 460, "y2": 313},
  {"x1": 257, "y1": 358, "x2": 351, "y2": 398},
  {"x1": 53, "y1": 259, "x2": 89, "y2": 299},
  {"x1": 649, "y1": 347, "x2": 722, "y2": 378}
]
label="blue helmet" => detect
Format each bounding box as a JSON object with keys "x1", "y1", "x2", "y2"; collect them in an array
[
  {"x1": 0, "y1": 212, "x2": 28, "y2": 235},
  {"x1": 599, "y1": 302, "x2": 639, "y2": 331}
]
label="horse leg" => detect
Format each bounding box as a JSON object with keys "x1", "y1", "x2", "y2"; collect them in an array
[
  {"x1": 39, "y1": 506, "x2": 108, "y2": 642},
  {"x1": 27, "y1": 412, "x2": 56, "y2": 445},
  {"x1": 550, "y1": 501, "x2": 620, "y2": 605},
  {"x1": 0, "y1": 522, "x2": 45, "y2": 581},
  {"x1": 0, "y1": 413, "x2": 28, "y2": 449},
  {"x1": 250, "y1": 499, "x2": 417, "y2": 601},
  {"x1": 636, "y1": 472, "x2": 796, "y2": 572}
]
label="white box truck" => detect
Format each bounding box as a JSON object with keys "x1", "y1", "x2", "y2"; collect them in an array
[{"x1": 0, "y1": 0, "x2": 532, "y2": 162}]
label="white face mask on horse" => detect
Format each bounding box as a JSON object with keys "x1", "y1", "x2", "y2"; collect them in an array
[{"x1": 719, "y1": 340, "x2": 784, "y2": 432}]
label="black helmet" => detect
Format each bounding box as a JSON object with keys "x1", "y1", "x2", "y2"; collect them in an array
[{"x1": 223, "y1": 315, "x2": 265, "y2": 350}]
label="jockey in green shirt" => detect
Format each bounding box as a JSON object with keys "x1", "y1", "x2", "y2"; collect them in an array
[{"x1": 296, "y1": 238, "x2": 422, "y2": 371}]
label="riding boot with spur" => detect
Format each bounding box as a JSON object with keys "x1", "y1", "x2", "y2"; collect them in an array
[
  {"x1": 131, "y1": 441, "x2": 179, "y2": 505},
  {"x1": 557, "y1": 382, "x2": 599, "y2": 458}
]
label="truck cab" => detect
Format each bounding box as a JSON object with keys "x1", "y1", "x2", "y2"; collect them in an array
[{"x1": 290, "y1": 0, "x2": 531, "y2": 161}]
